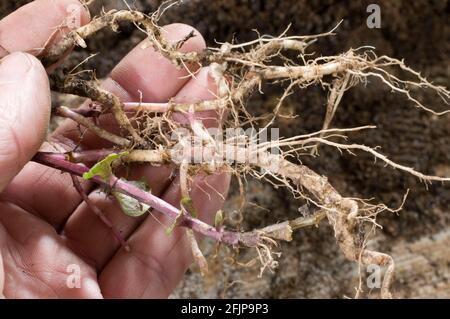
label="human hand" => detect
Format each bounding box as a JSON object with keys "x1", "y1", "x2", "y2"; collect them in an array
[{"x1": 0, "y1": 0, "x2": 229, "y2": 298}]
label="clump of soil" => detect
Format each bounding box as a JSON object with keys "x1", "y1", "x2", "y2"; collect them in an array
[{"x1": 1, "y1": 0, "x2": 449, "y2": 298}]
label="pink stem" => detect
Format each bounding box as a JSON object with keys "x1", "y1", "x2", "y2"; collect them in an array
[{"x1": 32, "y1": 152, "x2": 255, "y2": 247}]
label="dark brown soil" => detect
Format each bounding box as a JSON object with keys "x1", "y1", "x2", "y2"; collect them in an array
[{"x1": 2, "y1": 0, "x2": 449, "y2": 298}]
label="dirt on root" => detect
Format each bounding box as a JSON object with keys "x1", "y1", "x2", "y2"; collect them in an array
[{"x1": 1, "y1": 0, "x2": 449, "y2": 298}]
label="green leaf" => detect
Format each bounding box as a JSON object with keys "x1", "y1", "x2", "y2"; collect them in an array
[
  {"x1": 214, "y1": 210, "x2": 224, "y2": 228},
  {"x1": 113, "y1": 180, "x2": 151, "y2": 217},
  {"x1": 180, "y1": 196, "x2": 198, "y2": 218},
  {"x1": 166, "y1": 195, "x2": 197, "y2": 235},
  {"x1": 82, "y1": 152, "x2": 128, "y2": 181}
]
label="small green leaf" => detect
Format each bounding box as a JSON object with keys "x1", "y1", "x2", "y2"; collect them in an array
[
  {"x1": 214, "y1": 210, "x2": 224, "y2": 228},
  {"x1": 181, "y1": 196, "x2": 198, "y2": 218},
  {"x1": 113, "y1": 180, "x2": 151, "y2": 217},
  {"x1": 166, "y1": 212, "x2": 182, "y2": 235},
  {"x1": 82, "y1": 152, "x2": 128, "y2": 181}
]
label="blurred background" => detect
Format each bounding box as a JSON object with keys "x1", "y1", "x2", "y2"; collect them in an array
[{"x1": 2, "y1": 0, "x2": 449, "y2": 298}]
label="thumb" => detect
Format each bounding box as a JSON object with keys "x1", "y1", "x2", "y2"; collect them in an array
[{"x1": 0, "y1": 52, "x2": 50, "y2": 192}]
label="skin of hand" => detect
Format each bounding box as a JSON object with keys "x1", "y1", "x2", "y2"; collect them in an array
[{"x1": 0, "y1": 0, "x2": 230, "y2": 298}]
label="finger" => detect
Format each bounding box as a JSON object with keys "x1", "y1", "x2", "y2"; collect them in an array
[
  {"x1": 0, "y1": 53, "x2": 51, "y2": 192},
  {"x1": 60, "y1": 25, "x2": 208, "y2": 268},
  {"x1": 98, "y1": 69, "x2": 231, "y2": 298},
  {"x1": 0, "y1": 0, "x2": 90, "y2": 59}
]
